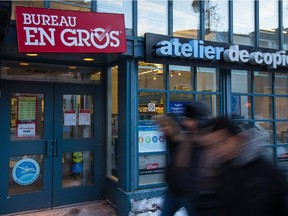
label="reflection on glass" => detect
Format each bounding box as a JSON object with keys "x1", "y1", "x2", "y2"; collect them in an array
[
  {"x1": 62, "y1": 151, "x2": 93, "y2": 187},
  {"x1": 63, "y1": 95, "x2": 94, "y2": 139},
  {"x1": 276, "y1": 122, "x2": 288, "y2": 144},
  {"x1": 277, "y1": 146, "x2": 288, "y2": 170},
  {"x1": 254, "y1": 96, "x2": 272, "y2": 119},
  {"x1": 231, "y1": 70, "x2": 251, "y2": 93},
  {"x1": 259, "y1": 0, "x2": 279, "y2": 49},
  {"x1": 255, "y1": 121, "x2": 274, "y2": 143},
  {"x1": 253, "y1": 71, "x2": 272, "y2": 94},
  {"x1": 275, "y1": 73, "x2": 288, "y2": 94},
  {"x1": 11, "y1": 1, "x2": 43, "y2": 20},
  {"x1": 275, "y1": 97, "x2": 288, "y2": 119},
  {"x1": 11, "y1": 93, "x2": 44, "y2": 141},
  {"x1": 97, "y1": 0, "x2": 132, "y2": 35},
  {"x1": 9, "y1": 155, "x2": 43, "y2": 195},
  {"x1": 283, "y1": 0, "x2": 288, "y2": 50},
  {"x1": 138, "y1": 62, "x2": 165, "y2": 89},
  {"x1": 197, "y1": 67, "x2": 219, "y2": 92},
  {"x1": 233, "y1": 0, "x2": 254, "y2": 46},
  {"x1": 234, "y1": 121, "x2": 253, "y2": 131},
  {"x1": 169, "y1": 65, "x2": 193, "y2": 91},
  {"x1": 138, "y1": 0, "x2": 168, "y2": 36},
  {"x1": 173, "y1": 1, "x2": 199, "y2": 39},
  {"x1": 50, "y1": 1, "x2": 91, "y2": 11},
  {"x1": 231, "y1": 96, "x2": 252, "y2": 120},
  {"x1": 197, "y1": 94, "x2": 219, "y2": 118},
  {"x1": 139, "y1": 154, "x2": 166, "y2": 185},
  {"x1": 138, "y1": 92, "x2": 165, "y2": 120},
  {"x1": 204, "y1": 0, "x2": 229, "y2": 42}
]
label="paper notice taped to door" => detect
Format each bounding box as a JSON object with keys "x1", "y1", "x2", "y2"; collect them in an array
[
  {"x1": 64, "y1": 110, "x2": 77, "y2": 126},
  {"x1": 79, "y1": 109, "x2": 91, "y2": 126}
]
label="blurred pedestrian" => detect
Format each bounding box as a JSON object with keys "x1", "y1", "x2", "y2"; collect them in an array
[
  {"x1": 154, "y1": 113, "x2": 196, "y2": 216},
  {"x1": 202, "y1": 117, "x2": 288, "y2": 216}
]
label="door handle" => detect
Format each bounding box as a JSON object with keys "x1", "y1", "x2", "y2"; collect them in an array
[
  {"x1": 46, "y1": 139, "x2": 53, "y2": 157},
  {"x1": 53, "y1": 139, "x2": 61, "y2": 157}
]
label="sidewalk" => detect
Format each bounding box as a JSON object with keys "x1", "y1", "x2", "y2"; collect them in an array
[{"x1": 14, "y1": 201, "x2": 117, "y2": 216}]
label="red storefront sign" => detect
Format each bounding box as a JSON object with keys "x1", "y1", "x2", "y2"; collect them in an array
[{"x1": 15, "y1": 6, "x2": 127, "y2": 53}]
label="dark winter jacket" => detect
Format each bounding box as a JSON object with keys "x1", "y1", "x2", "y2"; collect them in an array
[{"x1": 218, "y1": 128, "x2": 288, "y2": 216}]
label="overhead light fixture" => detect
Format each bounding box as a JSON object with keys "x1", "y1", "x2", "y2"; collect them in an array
[
  {"x1": 26, "y1": 53, "x2": 38, "y2": 57},
  {"x1": 19, "y1": 62, "x2": 29, "y2": 66},
  {"x1": 83, "y1": 57, "x2": 94, "y2": 62},
  {"x1": 68, "y1": 66, "x2": 77, "y2": 69}
]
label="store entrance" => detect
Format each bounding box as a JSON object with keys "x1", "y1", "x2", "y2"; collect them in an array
[{"x1": 0, "y1": 81, "x2": 103, "y2": 215}]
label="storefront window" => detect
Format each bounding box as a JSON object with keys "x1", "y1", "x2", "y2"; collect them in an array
[
  {"x1": 197, "y1": 67, "x2": 219, "y2": 92},
  {"x1": 173, "y1": 0, "x2": 199, "y2": 39},
  {"x1": 275, "y1": 73, "x2": 288, "y2": 94},
  {"x1": 169, "y1": 65, "x2": 193, "y2": 91},
  {"x1": 255, "y1": 121, "x2": 274, "y2": 143},
  {"x1": 231, "y1": 70, "x2": 252, "y2": 93},
  {"x1": 138, "y1": 0, "x2": 168, "y2": 36},
  {"x1": 232, "y1": 96, "x2": 252, "y2": 120},
  {"x1": 259, "y1": 0, "x2": 279, "y2": 49},
  {"x1": 138, "y1": 92, "x2": 165, "y2": 120},
  {"x1": 11, "y1": 1, "x2": 44, "y2": 20},
  {"x1": 275, "y1": 97, "x2": 288, "y2": 119},
  {"x1": 107, "y1": 66, "x2": 119, "y2": 180},
  {"x1": 97, "y1": 0, "x2": 133, "y2": 35},
  {"x1": 198, "y1": 94, "x2": 220, "y2": 118},
  {"x1": 233, "y1": 0, "x2": 254, "y2": 46},
  {"x1": 254, "y1": 71, "x2": 272, "y2": 94},
  {"x1": 50, "y1": 1, "x2": 91, "y2": 11},
  {"x1": 204, "y1": 0, "x2": 229, "y2": 42},
  {"x1": 254, "y1": 96, "x2": 273, "y2": 119},
  {"x1": 276, "y1": 122, "x2": 288, "y2": 144},
  {"x1": 138, "y1": 62, "x2": 165, "y2": 90},
  {"x1": 283, "y1": 0, "x2": 288, "y2": 50}
]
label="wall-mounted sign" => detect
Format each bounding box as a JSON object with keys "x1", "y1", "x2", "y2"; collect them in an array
[
  {"x1": 15, "y1": 6, "x2": 127, "y2": 53},
  {"x1": 12, "y1": 158, "x2": 40, "y2": 185},
  {"x1": 145, "y1": 33, "x2": 288, "y2": 71}
]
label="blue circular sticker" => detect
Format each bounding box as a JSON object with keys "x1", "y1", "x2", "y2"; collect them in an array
[
  {"x1": 152, "y1": 136, "x2": 158, "y2": 143},
  {"x1": 12, "y1": 158, "x2": 40, "y2": 186},
  {"x1": 72, "y1": 163, "x2": 83, "y2": 174}
]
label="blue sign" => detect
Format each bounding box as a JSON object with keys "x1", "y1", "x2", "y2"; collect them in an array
[
  {"x1": 169, "y1": 102, "x2": 189, "y2": 117},
  {"x1": 72, "y1": 163, "x2": 83, "y2": 174},
  {"x1": 12, "y1": 158, "x2": 40, "y2": 185}
]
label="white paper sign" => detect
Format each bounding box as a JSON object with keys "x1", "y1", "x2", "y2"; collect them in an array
[
  {"x1": 79, "y1": 109, "x2": 91, "y2": 126},
  {"x1": 64, "y1": 110, "x2": 77, "y2": 126},
  {"x1": 18, "y1": 123, "x2": 36, "y2": 137}
]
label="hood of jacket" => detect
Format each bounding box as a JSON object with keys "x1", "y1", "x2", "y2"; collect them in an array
[{"x1": 232, "y1": 128, "x2": 270, "y2": 167}]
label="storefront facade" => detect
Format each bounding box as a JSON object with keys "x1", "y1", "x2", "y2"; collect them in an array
[{"x1": 1, "y1": 1, "x2": 288, "y2": 215}]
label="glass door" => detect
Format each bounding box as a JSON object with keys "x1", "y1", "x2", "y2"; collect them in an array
[{"x1": 0, "y1": 81, "x2": 102, "y2": 214}]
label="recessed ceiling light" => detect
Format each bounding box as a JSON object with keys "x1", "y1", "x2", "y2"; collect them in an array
[
  {"x1": 19, "y1": 62, "x2": 29, "y2": 66},
  {"x1": 26, "y1": 53, "x2": 38, "y2": 57},
  {"x1": 83, "y1": 58, "x2": 94, "y2": 62},
  {"x1": 68, "y1": 66, "x2": 77, "y2": 69}
]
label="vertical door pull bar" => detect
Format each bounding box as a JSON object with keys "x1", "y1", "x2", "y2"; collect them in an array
[
  {"x1": 46, "y1": 139, "x2": 53, "y2": 157},
  {"x1": 53, "y1": 139, "x2": 61, "y2": 157}
]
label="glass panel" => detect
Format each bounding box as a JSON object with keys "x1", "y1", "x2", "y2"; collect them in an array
[
  {"x1": 169, "y1": 65, "x2": 193, "y2": 91},
  {"x1": 255, "y1": 121, "x2": 274, "y2": 143},
  {"x1": 275, "y1": 97, "x2": 288, "y2": 119},
  {"x1": 253, "y1": 71, "x2": 272, "y2": 94},
  {"x1": 63, "y1": 95, "x2": 94, "y2": 139},
  {"x1": 231, "y1": 96, "x2": 252, "y2": 120},
  {"x1": 9, "y1": 155, "x2": 43, "y2": 195},
  {"x1": 50, "y1": 1, "x2": 91, "y2": 12},
  {"x1": 198, "y1": 94, "x2": 220, "y2": 118},
  {"x1": 259, "y1": 0, "x2": 279, "y2": 49},
  {"x1": 139, "y1": 154, "x2": 166, "y2": 185},
  {"x1": 204, "y1": 0, "x2": 229, "y2": 42},
  {"x1": 138, "y1": 62, "x2": 165, "y2": 90},
  {"x1": 97, "y1": 0, "x2": 132, "y2": 35},
  {"x1": 254, "y1": 96, "x2": 272, "y2": 119},
  {"x1": 283, "y1": 0, "x2": 288, "y2": 50},
  {"x1": 262, "y1": 147, "x2": 275, "y2": 164},
  {"x1": 138, "y1": 0, "x2": 168, "y2": 36},
  {"x1": 197, "y1": 67, "x2": 219, "y2": 92},
  {"x1": 62, "y1": 151, "x2": 93, "y2": 187},
  {"x1": 173, "y1": 0, "x2": 199, "y2": 39},
  {"x1": 231, "y1": 70, "x2": 251, "y2": 93},
  {"x1": 275, "y1": 73, "x2": 288, "y2": 94},
  {"x1": 234, "y1": 121, "x2": 253, "y2": 130},
  {"x1": 277, "y1": 146, "x2": 288, "y2": 170},
  {"x1": 1, "y1": 63, "x2": 101, "y2": 84},
  {"x1": 107, "y1": 66, "x2": 118, "y2": 180},
  {"x1": 276, "y1": 122, "x2": 288, "y2": 144},
  {"x1": 138, "y1": 92, "x2": 165, "y2": 120},
  {"x1": 169, "y1": 94, "x2": 194, "y2": 118},
  {"x1": 11, "y1": 1, "x2": 44, "y2": 20},
  {"x1": 11, "y1": 93, "x2": 44, "y2": 141},
  {"x1": 233, "y1": 0, "x2": 254, "y2": 46}
]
